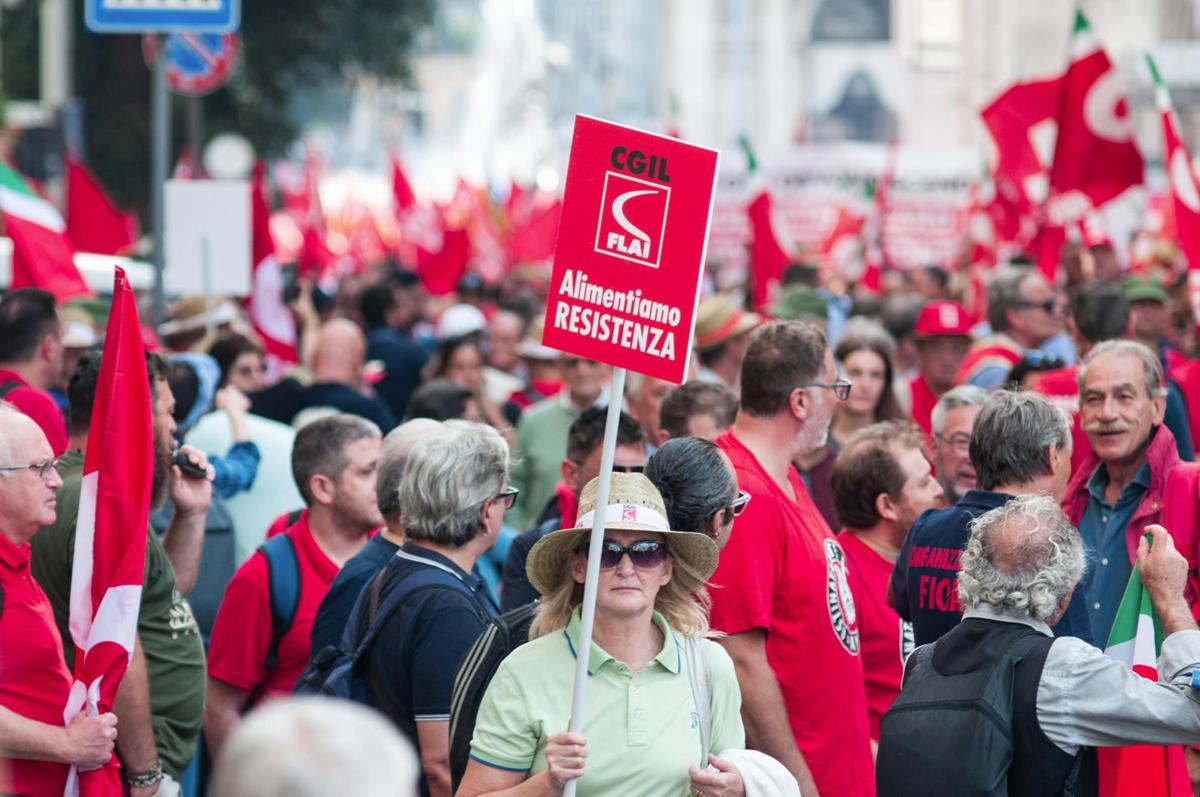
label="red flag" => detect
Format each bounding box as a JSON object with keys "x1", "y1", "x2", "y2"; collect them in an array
[
  {"x1": 63, "y1": 267, "x2": 152, "y2": 796},
  {"x1": 1037, "y1": 10, "x2": 1143, "y2": 278},
  {"x1": 746, "y1": 190, "x2": 790, "y2": 312},
  {"x1": 0, "y1": 161, "x2": 92, "y2": 302},
  {"x1": 417, "y1": 215, "x2": 470, "y2": 296},
  {"x1": 65, "y1": 159, "x2": 137, "y2": 256},
  {"x1": 509, "y1": 198, "x2": 562, "y2": 264},
  {"x1": 981, "y1": 75, "x2": 1063, "y2": 246},
  {"x1": 247, "y1": 163, "x2": 298, "y2": 370}
]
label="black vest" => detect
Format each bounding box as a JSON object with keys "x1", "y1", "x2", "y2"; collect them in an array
[{"x1": 932, "y1": 618, "x2": 1097, "y2": 797}]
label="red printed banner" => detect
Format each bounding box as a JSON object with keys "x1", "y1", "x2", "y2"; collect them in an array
[{"x1": 542, "y1": 115, "x2": 719, "y2": 384}]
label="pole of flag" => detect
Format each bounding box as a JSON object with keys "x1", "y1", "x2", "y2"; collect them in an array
[
  {"x1": 562, "y1": 366, "x2": 627, "y2": 797},
  {"x1": 150, "y1": 33, "x2": 170, "y2": 325}
]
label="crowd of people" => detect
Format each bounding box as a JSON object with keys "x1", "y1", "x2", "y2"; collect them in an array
[{"x1": 4, "y1": 246, "x2": 1200, "y2": 796}]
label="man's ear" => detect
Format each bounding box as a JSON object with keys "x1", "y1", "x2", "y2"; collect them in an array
[
  {"x1": 790, "y1": 387, "x2": 810, "y2": 422},
  {"x1": 309, "y1": 474, "x2": 336, "y2": 506},
  {"x1": 560, "y1": 459, "x2": 578, "y2": 490},
  {"x1": 876, "y1": 492, "x2": 900, "y2": 524}
]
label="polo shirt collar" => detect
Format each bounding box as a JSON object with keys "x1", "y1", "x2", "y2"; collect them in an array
[
  {"x1": 963, "y1": 604, "x2": 1053, "y2": 637},
  {"x1": 397, "y1": 541, "x2": 488, "y2": 593},
  {"x1": 290, "y1": 514, "x2": 340, "y2": 582},
  {"x1": 956, "y1": 489, "x2": 1015, "y2": 511},
  {"x1": 0, "y1": 533, "x2": 28, "y2": 571},
  {"x1": 563, "y1": 608, "x2": 682, "y2": 676},
  {"x1": 1086, "y1": 461, "x2": 1151, "y2": 503}
]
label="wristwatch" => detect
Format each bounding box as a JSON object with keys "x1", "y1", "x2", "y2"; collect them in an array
[{"x1": 124, "y1": 759, "x2": 165, "y2": 789}]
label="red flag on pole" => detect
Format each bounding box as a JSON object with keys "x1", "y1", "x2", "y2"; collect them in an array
[
  {"x1": 746, "y1": 190, "x2": 790, "y2": 312},
  {"x1": 65, "y1": 159, "x2": 137, "y2": 256},
  {"x1": 1036, "y1": 10, "x2": 1143, "y2": 278},
  {"x1": 247, "y1": 163, "x2": 299, "y2": 371},
  {"x1": 63, "y1": 267, "x2": 152, "y2": 796},
  {"x1": 0, "y1": 162, "x2": 92, "y2": 302}
]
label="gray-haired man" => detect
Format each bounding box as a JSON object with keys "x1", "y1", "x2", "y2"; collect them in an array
[
  {"x1": 891, "y1": 391, "x2": 1093, "y2": 647},
  {"x1": 878, "y1": 496, "x2": 1200, "y2": 797}
]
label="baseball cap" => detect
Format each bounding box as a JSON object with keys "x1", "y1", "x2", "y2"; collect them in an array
[
  {"x1": 437, "y1": 303, "x2": 487, "y2": 339},
  {"x1": 914, "y1": 300, "x2": 972, "y2": 339},
  {"x1": 1121, "y1": 274, "x2": 1168, "y2": 305}
]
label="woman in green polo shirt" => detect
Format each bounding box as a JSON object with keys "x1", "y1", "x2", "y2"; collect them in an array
[{"x1": 458, "y1": 473, "x2": 747, "y2": 797}]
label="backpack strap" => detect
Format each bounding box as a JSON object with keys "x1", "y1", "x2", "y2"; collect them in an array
[
  {"x1": 685, "y1": 636, "x2": 712, "y2": 765},
  {"x1": 259, "y1": 534, "x2": 300, "y2": 672},
  {"x1": 0, "y1": 380, "x2": 21, "y2": 400}
]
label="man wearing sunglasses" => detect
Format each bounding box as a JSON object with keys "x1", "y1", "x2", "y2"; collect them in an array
[
  {"x1": 709, "y1": 320, "x2": 874, "y2": 797},
  {"x1": 957, "y1": 267, "x2": 1063, "y2": 389},
  {"x1": 0, "y1": 403, "x2": 120, "y2": 796},
  {"x1": 500, "y1": 408, "x2": 646, "y2": 612},
  {"x1": 831, "y1": 421, "x2": 943, "y2": 745}
]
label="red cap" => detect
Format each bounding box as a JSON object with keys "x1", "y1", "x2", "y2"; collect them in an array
[{"x1": 914, "y1": 300, "x2": 972, "y2": 338}]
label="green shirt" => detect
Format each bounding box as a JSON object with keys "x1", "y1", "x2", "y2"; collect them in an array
[
  {"x1": 29, "y1": 450, "x2": 207, "y2": 778},
  {"x1": 470, "y1": 611, "x2": 745, "y2": 796},
  {"x1": 508, "y1": 397, "x2": 580, "y2": 529}
]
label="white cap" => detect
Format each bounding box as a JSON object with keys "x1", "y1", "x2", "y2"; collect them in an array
[{"x1": 438, "y1": 304, "x2": 486, "y2": 340}]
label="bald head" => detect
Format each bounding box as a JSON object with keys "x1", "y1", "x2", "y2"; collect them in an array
[{"x1": 312, "y1": 319, "x2": 366, "y2": 385}]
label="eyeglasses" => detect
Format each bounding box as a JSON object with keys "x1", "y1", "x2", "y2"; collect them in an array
[
  {"x1": 493, "y1": 486, "x2": 519, "y2": 510},
  {"x1": 612, "y1": 464, "x2": 644, "y2": 474},
  {"x1": 804, "y1": 379, "x2": 852, "y2": 401},
  {"x1": 0, "y1": 459, "x2": 60, "y2": 480},
  {"x1": 580, "y1": 539, "x2": 668, "y2": 570},
  {"x1": 1016, "y1": 299, "x2": 1057, "y2": 314},
  {"x1": 935, "y1": 433, "x2": 972, "y2": 453},
  {"x1": 728, "y1": 490, "x2": 751, "y2": 517}
]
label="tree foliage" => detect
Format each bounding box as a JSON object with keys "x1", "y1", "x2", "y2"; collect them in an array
[{"x1": 1, "y1": 0, "x2": 432, "y2": 213}]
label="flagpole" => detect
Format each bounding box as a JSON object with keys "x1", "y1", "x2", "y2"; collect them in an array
[
  {"x1": 150, "y1": 34, "x2": 169, "y2": 326},
  {"x1": 562, "y1": 365, "x2": 626, "y2": 797}
]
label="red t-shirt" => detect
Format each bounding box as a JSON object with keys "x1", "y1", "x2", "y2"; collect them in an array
[
  {"x1": 0, "y1": 535, "x2": 73, "y2": 796},
  {"x1": 712, "y1": 430, "x2": 875, "y2": 797},
  {"x1": 0, "y1": 369, "x2": 67, "y2": 456},
  {"x1": 837, "y1": 531, "x2": 913, "y2": 742},
  {"x1": 207, "y1": 514, "x2": 341, "y2": 700}
]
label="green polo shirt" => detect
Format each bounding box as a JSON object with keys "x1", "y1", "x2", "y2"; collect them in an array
[
  {"x1": 508, "y1": 397, "x2": 579, "y2": 529},
  {"x1": 470, "y1": 610, "x2": 744, "y2": 796}
]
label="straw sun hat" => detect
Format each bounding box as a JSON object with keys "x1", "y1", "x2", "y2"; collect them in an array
[{"x1": 525, "y1": 473, "x2": 719, "y2": 597}]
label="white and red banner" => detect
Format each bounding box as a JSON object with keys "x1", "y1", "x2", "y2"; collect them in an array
[
  {"x1": 543, "y1": 115, "x2": 719, "y2": 384},
  {"x1": 63, "y1": 267, "x2": 152, "y2": 797},
  {"x1": 248, "y1": 162, "x2": 298, "y2": 370}
]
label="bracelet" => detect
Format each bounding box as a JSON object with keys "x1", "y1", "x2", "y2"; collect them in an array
[{"x1": 124, "y1": 759, "x2": 165, "y2": 789}]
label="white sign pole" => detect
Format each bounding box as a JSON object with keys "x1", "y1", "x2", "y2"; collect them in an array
[{"x1": 562, "y1": 365, "x2": 627, "y2": 797}]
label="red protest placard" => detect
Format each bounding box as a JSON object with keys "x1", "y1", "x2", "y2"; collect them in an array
[{"x1": 542, "y1": 115, "x2": 720, "y2": 384}]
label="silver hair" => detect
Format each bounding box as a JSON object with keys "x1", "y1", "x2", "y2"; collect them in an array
[
  {"x1": 376, "y1": 418, "x2": 444, "y2": 521},
  {"x1": 969, "y1": 391, "x2": 1071, "y2": 491},
  {"x1": 987, "y1": 266, "x2": 1035, "y2": 333},
  {"x1": 930, "y1": 384, "x2": 988, "y2": 436},
  {"x1": 958, "y1": 495, "x2": 1085, "y2": 622},
  {"x1": 399, "y1": 420, "x2": 510, "y2": 546},
  {"x1": 1077, "y1": 339, "x2": 1166, "y2": 399},
  {"x1": 209, "y1": 696, "x2": 418, "y2": 797}
]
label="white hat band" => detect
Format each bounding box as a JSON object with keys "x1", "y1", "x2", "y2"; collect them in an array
[{"x1": 575, "y1": 503, "x2": 671, "y2": 532}]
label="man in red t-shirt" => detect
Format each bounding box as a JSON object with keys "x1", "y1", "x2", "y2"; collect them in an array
[
  {"x1": 830, "y1": 421, "x2": 944, "y2": 743},
  {"x1": 204, "y1": 414, "x2": 383, "y2": 760},
  {"x1": 0, "y1": 289, "x2": 68, "y2": 455},
  {"x1": 899, "y1": 300, "x2": 972, "y2": 436},
  {"x1": 711, "y1": 320, "x2": 875, "y2": 797},
  {"x1": 0, "y1": 404, "x2": 117, "y2": 796}
]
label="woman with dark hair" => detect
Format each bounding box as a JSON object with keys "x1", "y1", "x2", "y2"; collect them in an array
[
  {"x1": 830, "y1": 324, "x2": 903, "y2": 447},
  {"x1": 208, "y1": 333, "x2": 266, "y2": 393},
  {"x1": 645, "y1": 436, "x2": 749, "y2": 550},
  {"x1": 429, "y1": 336, "x2": 513, "y2": 443}
]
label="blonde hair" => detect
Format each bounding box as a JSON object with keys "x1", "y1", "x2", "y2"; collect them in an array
[{"x1": 529, "y1": 550, "x2": 713, "y2": 639}]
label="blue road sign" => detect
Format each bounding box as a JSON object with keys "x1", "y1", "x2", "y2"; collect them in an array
[{"x1": 85, "y1": 0, "x2": 240, "y2": 34}]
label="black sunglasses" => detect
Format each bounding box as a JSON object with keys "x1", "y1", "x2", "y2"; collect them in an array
[
  {"x1": 493, "y1": 486, "x2": 519, "y2": 510},
  {"x1": 612, "y1": 464, "x2": 644, "y2": 474},
  {"x1": 579, "y1": 539, "x2": 668, "y2": 570},
  {"x1": 1017, "y1": 299, "x2": 1057, "y2": 314}
]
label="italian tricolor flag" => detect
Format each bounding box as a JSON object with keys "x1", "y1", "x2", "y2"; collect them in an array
[
  {"x1": 0, "y1": 162, "x2": 91, "y2": 302},
  {"x1": 1100, "y1": 562, "x2": 1191, "y2": 796}
]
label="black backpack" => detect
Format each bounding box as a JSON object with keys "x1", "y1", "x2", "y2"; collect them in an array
[
  {"x1": 877, "y1": 629, "x2": 1087, "y2": 797},
  {"x1": 447, "y1": 601, "x2": 537, "y2": 791},
  {"x1": 295, "y1": 561, "x2": 489, "y2": 740}
]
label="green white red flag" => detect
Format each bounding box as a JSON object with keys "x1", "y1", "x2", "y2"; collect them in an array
[
  {"x1": 0, "y1": 162, "x2": 92, "y2": 302},
  {"x1": 1100, "y1": 554, "x2": 1191, "y2": 796},
  {"x1": 63, "y1": 267, "x2": 152, "y2": 796},
  {"x1": 1034, "y1": 9, "x2": 1143, "y2": 279}
]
